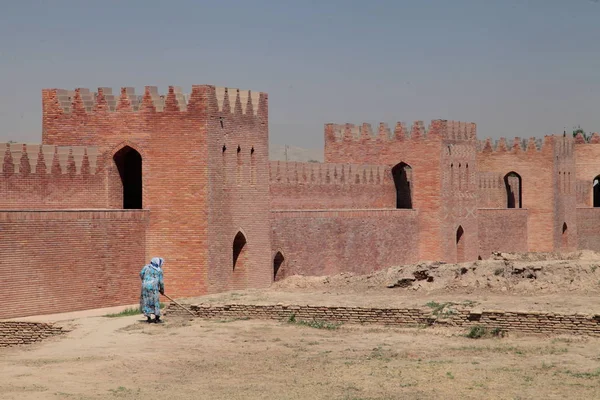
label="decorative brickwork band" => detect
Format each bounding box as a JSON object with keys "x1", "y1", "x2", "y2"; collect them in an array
[{"x1": 270, "y1": 161, "x2": 391, "y2": 185}]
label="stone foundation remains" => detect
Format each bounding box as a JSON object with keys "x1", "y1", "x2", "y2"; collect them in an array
[
  {"x1": 165, "y1": 302, "x2": 600, "y2": 336},
  {"x1": 0, "y1": 321, "x2": 67, "y2": 348}
]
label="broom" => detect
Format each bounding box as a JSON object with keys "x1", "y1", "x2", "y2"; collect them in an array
[{"x1": 161, "y1": 292, "x2": 196, "y2": 317}]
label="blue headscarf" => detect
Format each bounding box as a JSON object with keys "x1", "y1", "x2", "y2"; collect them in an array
[{"x1": 149, "y1": 257, "x2": 164, "y2": 271}]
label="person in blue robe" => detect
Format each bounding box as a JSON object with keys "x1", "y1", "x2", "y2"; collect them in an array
[{"x1": 140, "y1": 257, "x2": 165, "y2": 323}]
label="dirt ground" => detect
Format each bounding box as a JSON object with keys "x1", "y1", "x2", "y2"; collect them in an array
[
  {"x1": 183, "y1": 250, "x2": 600, "y2": 315},
  {"x1": 3, "y1": 251, "x2": 600, "y2": 399},
  {"x1": 1, "y1": 314, "x2": 600, "y2": 400}
]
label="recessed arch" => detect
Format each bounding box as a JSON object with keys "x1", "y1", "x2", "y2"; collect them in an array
[
  {"x1": 504, "y1": 171, "x2": 522, "y2": 209},
  {"x1": 392, "y1": 162, "x2": 412, "y2": 209},
  {"x1": 232, "y1": 231, "x2": 247, "y2": 271},
  {"x1": 593, "y1": 175, "x2": 600, "y2": 207},
  {"x1": 273, "y1": 251, "x2": 285, "y2": 281},
  {"x1": 456, "y1": 225, "x2": 465, "y2": 263},
  {"x1": 113, "y1": 146, "x2": 142, "y2": 209},
  {"x1": 109, "y1": 140, "x2": 145, "y2": 159},
  {"x1": 562, "y1": 222, "x2": 568, "y2": 250}
]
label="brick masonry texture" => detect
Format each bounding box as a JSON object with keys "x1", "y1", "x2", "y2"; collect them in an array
[
  {"x1": 576, "y1": 208, "x2": 600, "y2": 251},
  {"x1": 0, "y1": 143, "x2": 104, "y2": 209},
  {"x1": 1, "y1": 211, "x2": 148, "y2": 319},
  {"x1": 0, "y1": 322, "x2": 66, "y2": 347},
  {"x1": 165, "y1": 302, "x2": 600, "y2": 336},
  {"x1": 4, "y1": 86, "x2": 600, "y2": 319},
  {"x1": 478, "y1": 209, "x2": 528, "y2": 259},
  {"x1": 40, "y1": 85, "x2": 271, "y2": 300},
  {"x1": 271, "y1": 209, "x2": 419, "y2": 279},
  {"x1": 270, "y1": 161, "x2": 395, "y2": 209}
]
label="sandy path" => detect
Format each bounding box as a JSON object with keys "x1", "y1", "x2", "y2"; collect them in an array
[{"x1": 2, "y1": 313, "x2": 600, "y2": 399}]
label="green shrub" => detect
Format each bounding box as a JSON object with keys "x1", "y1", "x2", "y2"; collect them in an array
[{"x1": 466, "y1": 326, "x2": 487, "y2": 339}]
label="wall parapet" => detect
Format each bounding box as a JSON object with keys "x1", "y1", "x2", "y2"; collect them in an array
[
  {"x1": 1, "y1": 143, "x2": 99, "y2": 176},
  {"x1": 477, "y1": 136, "x2": 550, "y2": 154},
  {"x1": 270, "y1": 161, "x2": 391, "y2": 185},
  {"x1": 574, "y1": 132, "x2": 600, "y2": 144},
  {"x1": 325, "y1": 120, "x2": 476, "y2": 143},
  {"x1": 43, "y1": 85, "x2": 267, "y2": 117},
  {"x1": 165, "y1": 302, "x2": 600, "y2": 336}
]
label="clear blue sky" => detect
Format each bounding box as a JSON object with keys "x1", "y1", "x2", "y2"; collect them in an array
[{"x1": 1, "y1": 0, "x2": 600, "y2": 148}]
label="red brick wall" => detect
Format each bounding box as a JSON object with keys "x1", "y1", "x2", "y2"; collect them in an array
[
  {"x1": 0, "y1": 210, "x2": 148, "y2": 320},
  {"x1": 478, "y1": 209, "x2": 528, "y2": 258},
  {"x1": 0, "y1": 143, "x2": 106, "y2": 209},
  {"x1": 575, "y1": 140, "x2": 600, "y2": 207},
  {"x1": 478, "y1": 137, "x2": 555, "y2": 252},
  {"x1": 553, "y1": 136, "x2": 577, "y2": 251},
  {"x1": 324, "y1": 120, "x2": 476, "y2": 263},
  {"x1": 478, "y1": 172, "x2": 505, "y2": 208},
  {"x1": 576, "y1": 207, "x2": 600, "y2": 252},
  {"x1": 271, "y1": 209, "x2": 419, "y2": 279},
  {"x1": 40, "y1": 85, "x2": 272, "y2": 298},
  {"x1": 270, "y1": 161, "x2": 395, "y2": 209},
  {"x1": 478, "y1": 136, "x2": 577, "y2": 253},
  {"x1": 42, "y1": 86, "x2": 211, "y2": 297},
  {"x1": 576, "y1": 180, "x2": 591, "y2": 207},
  {"x1": 205, "y1": 87, "x2": 272, "y2": 293},
  {"x1": 439, "y1": 128, "x2": 479, "y2": 263}
]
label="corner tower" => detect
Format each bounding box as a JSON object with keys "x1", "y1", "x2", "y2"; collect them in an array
[{"x1": 41, "y1": 85, "x2": 271, "y2": 296}]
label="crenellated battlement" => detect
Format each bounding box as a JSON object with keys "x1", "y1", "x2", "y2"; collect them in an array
[
  {"x1": 270, "y1": 161, "x2": 391, "y2": 186},
  {"x1": 325, "y1": 120, "x2": 476, "y2": 142},
  {"x1": 1, "y1": 143, "x2": 99, "y2": 176},
  {"x1": 213, "y1": 87, "x2": 263, "y2": 116},
  {"x1": 43, "y1": 85, "x2": 267, "y2": 116},
  {"x1": 574, "y1": 132, "x2": 600, "y2": 144},
  {"x1": 477, "y1": 136, "x2": 551, "y2": 154}
]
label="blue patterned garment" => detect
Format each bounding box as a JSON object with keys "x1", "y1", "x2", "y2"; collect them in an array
[{"x1": 140, "y1": 257, "x2": 165, "y2": 317}]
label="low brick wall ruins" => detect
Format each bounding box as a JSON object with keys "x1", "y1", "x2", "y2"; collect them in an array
[
  {"x1": 0, "y1": 322, "x2": 66, "y2": 348},
  {"x1": 165, "y1": 303, "x2": 600, "y2": 336}
]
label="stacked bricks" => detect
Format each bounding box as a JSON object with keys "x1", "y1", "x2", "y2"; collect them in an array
[
  {"x1": 0, "y1": 322, "x2": 66, "y2": 347},
  {"x1": 165, "y1": 303, "x2": 600, "y2": 336}
]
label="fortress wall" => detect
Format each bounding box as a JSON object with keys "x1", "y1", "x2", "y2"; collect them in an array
[
  {"x1": 477, "y1": 209, "x2": 529, "y2": 259},
  {"x1": 270, "y1": 161, "x2": 395, "y2": 209},
  {"x1": 0, "y1": 210, "x2": 148, "y2": 319},
  {"x1": 271, "y1": 209, "x2": 419, "y2": 280},
  {"x1": 0, "y1": 143, "x2": 106, "y2": 209}
]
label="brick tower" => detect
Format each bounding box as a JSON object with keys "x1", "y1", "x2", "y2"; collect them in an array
[{"x1": 41, "y1": 85, "x2": 272, "y2": 297}]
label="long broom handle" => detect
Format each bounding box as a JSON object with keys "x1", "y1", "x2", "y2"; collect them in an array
[{"x1": 161, "y1": 293, "x2": 196, "y2": 317}]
